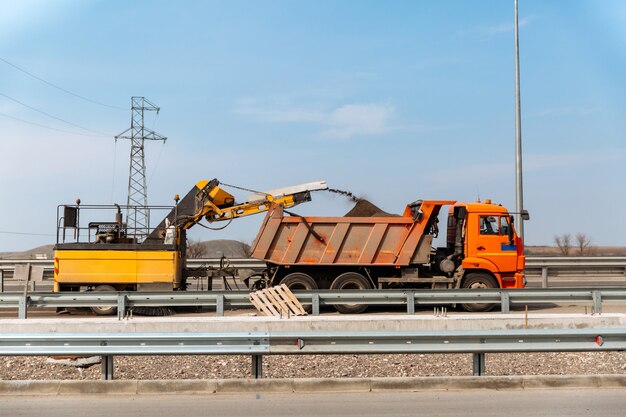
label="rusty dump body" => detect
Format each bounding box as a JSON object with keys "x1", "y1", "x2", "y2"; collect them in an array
[
  {"x1": 252, "y1": 201, "x2": 450, "y2": 267},
  {"x1": 251, "y1": 199, "x2": 526, "y2": 308}
]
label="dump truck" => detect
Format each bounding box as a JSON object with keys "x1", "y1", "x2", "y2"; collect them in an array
[
  {"x1": 53, "y1": 179, "x2": 327, "y2": 314},
  {"x1": 250, "y1": 199, "x2": 527, "y2": 312}
]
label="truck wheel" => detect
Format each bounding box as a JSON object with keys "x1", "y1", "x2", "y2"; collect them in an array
[
  {"x1": 279, "y1": 273, "x2": 317, "y2": 313},
  {"x1": 90, "y1": 285, "x2": 118, "y2": 316},
  {"x1": 330, "y1": 272, "x2": 372, "y2": 314},
  {"x1": 460, "y1": 273, "x2": 498, "y2": 312},
  {"x1": 279, "y1": 272, "x2": 318, "y2": 290}
]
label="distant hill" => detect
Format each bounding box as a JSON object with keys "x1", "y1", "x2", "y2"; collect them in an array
[
  {"x1": 0, "y1": 244, "x2": 55, "y2": 260},
  {"x1": 2, "y1": 242, "x2": 625, "y2": 260},
  {"x1": 187, "y1": 239, "x2": 251, "y2": 258},
  {"x1": 0, "y1": 240, "x2": 251, "y2": 260}
]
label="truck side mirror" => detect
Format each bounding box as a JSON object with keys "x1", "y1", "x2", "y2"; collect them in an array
[
  {"x1": 521, "y1": 210, "x2": 530, "y2": 221},
  {"x1": 508, "y1": 222, "x2": 514, "y2": 245}
]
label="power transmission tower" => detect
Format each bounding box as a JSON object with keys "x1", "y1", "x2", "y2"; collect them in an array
[{"x1": 115, "y1": 97, "x2": 167, "y2": 241}]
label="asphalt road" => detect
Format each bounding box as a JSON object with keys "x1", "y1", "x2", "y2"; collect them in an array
[{"x1": 1, "y1": 389, "x2": 625, "y2": 417}]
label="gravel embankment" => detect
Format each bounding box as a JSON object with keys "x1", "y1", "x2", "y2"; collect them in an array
[{"x1": 2, "y1": 352, "x2": 626, "y2": 380}]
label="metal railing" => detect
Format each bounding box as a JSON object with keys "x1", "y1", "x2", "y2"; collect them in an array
[
  {"x1": 525, "y1": 257, "x2": 626, "y2": 287},
  {"x1": 1, "y1": 328, "x2": 623, "y2": 379},
  {"x1": 2, "y1": 287, "x2": 626, "y2": 319},
  {"x1": 0, "y1": 258, "x2": 264, "y2": 271},
  {"x1": 1, "y1": 256, "x2": 625, "y2": 296},
  {"x1": 526, "y1": 257, "x2": 626, "y2": 267},
  {"x1": 0, "y1": 258, "x2": 265, "y2": 291},
  {"x1": 2, "y1": 256, "x2": 626, "y2": 286}
]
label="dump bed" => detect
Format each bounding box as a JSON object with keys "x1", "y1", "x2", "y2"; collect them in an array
[{"x1": 251, "y1": 201, "x2": 453, "y2": 267}]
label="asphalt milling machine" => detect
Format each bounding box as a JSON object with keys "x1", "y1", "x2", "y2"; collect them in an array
[{"x1": 53, "y1": 178, "x2": 327, "y2": 314}]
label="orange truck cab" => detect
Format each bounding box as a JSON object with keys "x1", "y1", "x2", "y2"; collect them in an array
[{"x1": 452, "y1": 200, "x2": 526, "y2": 290}]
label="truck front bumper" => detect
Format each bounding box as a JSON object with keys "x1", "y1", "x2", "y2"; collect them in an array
[{"x1": 501, "y1": 272, "x2": 526, "y2": 288}]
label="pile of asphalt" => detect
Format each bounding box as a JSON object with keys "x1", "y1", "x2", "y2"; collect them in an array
[{"x1": 344, "y1": 199, "x2": 397, "y2": 217}]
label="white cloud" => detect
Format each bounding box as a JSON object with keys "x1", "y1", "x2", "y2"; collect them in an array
[
  {"x1": 467, "y1": 16, "x2": 534, "y2": 40},
  {"x1": 235, "y1": 99, "x2": 396, "y2": 139},
  {"x1": 427, "y1": 162, "x2": 512, "y2": 186},
  {"x1": 524, "y1": 150, "x2": 625, "y2": 171},
  {"x1": 530, "y1": 106, "x2": 599, "y2": 117},
  {"x1": 321, "y1": 104, "x2": 395, "y2": 139},
  {"x1": 420, "y1": 148, "x2": 626, "y2": 189},
  {"x1": 236, "y1": 100, "x2": 325, "y2": 124}
]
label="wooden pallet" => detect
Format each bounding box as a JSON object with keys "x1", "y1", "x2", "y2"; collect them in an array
[{"x1": 249, "y1": 284, "x2": 307, "y2": 317}]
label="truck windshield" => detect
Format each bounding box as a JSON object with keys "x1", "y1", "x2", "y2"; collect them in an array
[{"x1": 479, "y1": 215, "x2": 513, "y2": 236}]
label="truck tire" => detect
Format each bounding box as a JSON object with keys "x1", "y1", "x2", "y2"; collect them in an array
[
  {"x1": 330, "y1": 272, "x2": 372, "y2": 314},
  {"x1": 279, "y1": 272, "x2": 318, "y2": 313},
  {"x1": 279, "y1": 272, "x2": 318, "y2": 290},
  {"x1": 460, "y1": 273, "x2": 498, "y2": 312},
  {"x1": 90, "y1": 285, "x2": 118, "y2": 316}
]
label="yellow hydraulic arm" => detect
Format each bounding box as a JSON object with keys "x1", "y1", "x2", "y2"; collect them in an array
[
  {"x1": 144, "y1": 179, "x2": 327, "y2": 242},
  {"x1": 185, "y1": 179, "x2": 326, "y2": 227}
]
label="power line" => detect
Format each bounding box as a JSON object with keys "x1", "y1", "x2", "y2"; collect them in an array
[
  {"x1": 0, "y1": 56, "x2": 126, "y2": 111},
  {"x1": 0, "y1": 230, "x2": 55, "y2": 236},
  {"x1": 110, "y1": 139, "x2": 117, "y2": 203},
  {"x1": 0, "y1": 111, "x2": 109, "y2": 137},
  {"x1": 0, "y1": 92, "x2": 111, "y2": 136},
  {"x1": 147, "y1": 140, "x2": 166, "y2": 187}
]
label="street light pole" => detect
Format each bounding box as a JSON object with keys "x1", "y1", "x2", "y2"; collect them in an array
[{"x1": 514, "y1": 0, "x2": 525, "y2": 240}]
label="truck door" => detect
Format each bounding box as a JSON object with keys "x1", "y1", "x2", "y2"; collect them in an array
[{"x1": 473, "y1": 215, "x2": 518, "y2": 273}]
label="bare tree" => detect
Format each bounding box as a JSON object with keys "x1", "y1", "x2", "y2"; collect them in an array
[
  {"x1": 186, "y1": 239, "x2": 207, "y2": 259},
  {"x1": 575, "y1": 233, "x2": 593, "y2": 256},
  {"x1": 554, "y1": 233, "x2": 572, "y2": 256}
]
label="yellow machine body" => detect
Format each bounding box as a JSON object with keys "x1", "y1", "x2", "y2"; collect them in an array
[
  {"x1": 53, "y1": 249, "x2": 181, "y2": 291},
  {"x1": 52, "y1": 178, "x2": 327, "y2": 293}
]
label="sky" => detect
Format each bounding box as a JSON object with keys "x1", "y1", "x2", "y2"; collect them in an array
[{"x1": 0, "y1": 0, "x2": 625, "y2": 252}]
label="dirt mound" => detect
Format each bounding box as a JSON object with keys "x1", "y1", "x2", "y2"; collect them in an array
[
  {"x1": 0, "y1": 244, "x2": 55, "y2": 260},
  {"x1": 0, "y1": 240, "x2": 251, "y2": 260},
  {"x1": 344, "y1": 200, "x2": 397, "y2": 217},
  {"x1": 188, "y1": 239, "x2": 251, "y2": 258}
]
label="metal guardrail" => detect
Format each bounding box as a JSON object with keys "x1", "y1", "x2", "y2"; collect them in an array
[
  {"x1": 2, "y1": 257, "x2": 626, "y2": 288},
  {"x1": 1, "y1": 328, "x2": 623, "y2": 379},
  {"x1": 524, "y1": 257, "x2": 626, "y2": 287},
  {"x1": 3, "y1": 256, "x2": 625, "y2": 267},
  {"x1": 2, "y1": 288, "x2": 626, "y2": 319},
  {"x1": 0, "y1": 258, "x2": 266, "y2": 291},
  {"x1": 0, "y1": 258, "x2": 265, "y2": 270},
  {"x1": 526, "y1": 257, "x2": 626, "y2": 267},
  {"x1": 0, "y1": 259, "x2": 52, "y2": 267}
]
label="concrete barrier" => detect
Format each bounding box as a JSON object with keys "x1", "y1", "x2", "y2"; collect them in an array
[
  {"x1": 2, "y1": 313, "x2": 626, "y2": 334},
  {"x1": 1, "y1": 375, "x2": 626, "y2": 395}
]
